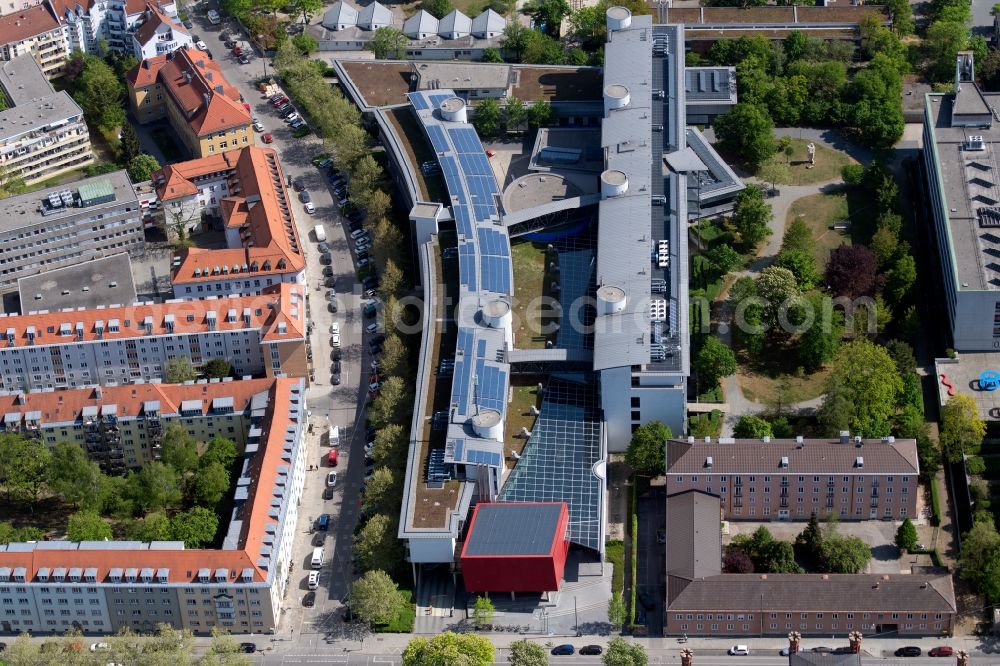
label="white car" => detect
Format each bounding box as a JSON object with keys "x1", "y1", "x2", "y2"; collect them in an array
[
  {"x1": 728, "y1": 646, "x2": 750, "y2": 656},
  {"x1": 284, "y1": 112, "x2": 301, "y2": 124},
  {"x1": 329, "y1": 323, "x2": 340, "y2": 335},
  {"x1": 90, "y1": 642, "x2": 110, "y2": 652},
  {"x1": 326, "y1": 471, "x2": 338, "y2": 487},
  {"x1": 330, "y1": 333, "x2": 341, "y2": 347},
  {"x1": 307, "y1": 571, "x2": 319, "y2": 590},
  {"x1": 350, "y1": 228, "x2": 367, "y2": 240},
  {"x1": 304, "y1": 201, "x2": 315, "y2": 214},
  {"x1": 253, "y1": 121, "x2": 264, "y2": 132},
  {"x1": 195, "y1": 40, "x2": 207, "y2": 51}
]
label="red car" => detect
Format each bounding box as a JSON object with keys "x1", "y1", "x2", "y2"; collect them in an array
[
  {"x1": 232, "y1": 46, "x2": 242, "y2": 57},
  {"x1": 928, "y1": 647, "x2": 953, "y2": 657},
  {"x1": 327, "y1": 449, "x2": 338, "y2": 467},
  {"x1": 271, "y1": 96, "x2": 288, "y2": 107},
  {"x1": 261, "y1": 133, "x2": 273, "y2": 144}
]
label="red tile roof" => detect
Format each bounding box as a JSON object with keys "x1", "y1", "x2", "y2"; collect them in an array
[
  {"x1": 158, "y1": 147, "x2": 306, "y2": 283},
  {"x1": 132, "y1": 1, "x2": 188, "y2": 49},
  {"x1": 0, "y1": 377, "x2": 306, "y2": 584},
  {"x1": 0, "y1": 4, "x2": 61, "y2": 45}
]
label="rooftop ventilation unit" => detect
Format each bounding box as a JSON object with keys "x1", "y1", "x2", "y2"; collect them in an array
[{"x1": 965, "y1": 135, "x2": 986, "y2": 151}]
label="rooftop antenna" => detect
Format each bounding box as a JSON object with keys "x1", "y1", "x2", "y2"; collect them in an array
[{"x1": 473, "y1": 373, "x2": 480, "y2": 415}]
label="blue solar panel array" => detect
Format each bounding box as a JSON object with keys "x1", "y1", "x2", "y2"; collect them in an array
[
  {"x1": 429, "y1": 93, "x2": 453, "y2": 109},
  {"x1": 465, "y1": 448, "x2": 502, "y2": 466},
  {"x1": 452, "y1": 329, "x2": 476, "y2": 416},
  {"x1": 427, "y1": 125, "x2": 450, "y2": 153},
  {"x1": 473, "y1": 360, "x2": 507, "y2": 412},
  {"x1": 409, "y1": 92, "x2": 429, "y2": 111}
]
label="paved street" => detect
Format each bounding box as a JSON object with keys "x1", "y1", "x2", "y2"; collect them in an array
[{"x1": 636, "y1": 487, "x2": 666, "y2": 636}]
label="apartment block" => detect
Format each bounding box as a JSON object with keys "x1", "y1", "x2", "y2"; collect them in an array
[
  {"x1": 126, "y1": 47, "x2": 254, "y2": 159},
  {"x1": 0, "y1": 377, "x2": 307, "y2": 636},
  {"x1": 665, "y1": 435, "x2": 919, "y2": 521},
  {"x1": 0, "y1": 171, "x2": 141, "y2": 294},
  {"x1": 0, "y1": 54, "x2": 93, "y2": 185},
  {"x1": 130, "y1": 1, "x2": 191, "y2": 59},
  {"x1": 0, "y1": 283, "x2": 307, "y2": 390},
  {"x1": 154, "y1": 147, "x2": 307, "y2": 298},
  {"x1": 0, "y1": 3, "x2": 69, "y2": 77},
  {"x1": 51, "y1": 0, "x2": 178, "y2": 56}
]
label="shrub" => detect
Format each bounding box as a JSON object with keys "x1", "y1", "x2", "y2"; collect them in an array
[{"x1": 967, "y1": 456, "x2": 987, "y2": 476}]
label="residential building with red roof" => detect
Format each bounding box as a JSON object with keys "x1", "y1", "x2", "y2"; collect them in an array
[
  {"x1": 130, "y1": 1, "x2": 191, "y2": 59},
  {"x1": 0, "y1": 376, "x2": 308, "y2": 636},
  {"x1": 0, "y1": 2, "x2": 69, "y2": 77},
  {"x1": 50, "y1": 0, "x2": 177, "y2": 57},
  {"x1": 126, "y1": 46, "x2": 254, "y2": 158},
  {"x1": 152, "y1": 147, "x2": 307, "y2": 298},
  {"x1": 0, "y1": 282, "x2": 307, "y2": 391}
]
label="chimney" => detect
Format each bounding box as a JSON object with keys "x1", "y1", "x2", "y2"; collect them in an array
[
  {"x1": 787, "y1": 631, "x2": 801, "y2": 655},
  {"x1": 680, "y1": 648, "x2": 693, "y2": 666},
  {"x1": 956, "y1": 650, "x2": 969, "y2": 666},
  {"x1": 839, "y1": 430, "x2": 849, "y2": 444},
  {"x1": 848, "y1": 630, "x2": 862, "y2": 654}
]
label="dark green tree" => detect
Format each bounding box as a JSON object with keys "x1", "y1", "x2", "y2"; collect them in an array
[
  {"x1": 694, "y1": 337, "x2": 736, "y2": 386},
  {"x1": 794, "y1": 512, "x2": 824, "y2": 567},
  {"x1": 522, "y1": 0, "x2": 571, "y2": 37},
  {"x1": 819, "y1": 340, "x2": 903, "y2": 437},
  {"x1": 895, "y1": 517, "x2": 918, "y2": 551},
  {"x1": 0, "y1": 434, "x2": 51, "y2": 506},
  {"x1": 119, "y1": 122, "x2": 142, "y2": 164},
  {"x1": 191, "y1": 462, "x2": 230, "y2": 507},
  {"x1": 733, "y1": 415, "x2": 773, "y2": 438},
  {"x1": 46, "y1": 442, "x2": 104, "y2": 510},
  {"x1": 714, "y1": 103, "x2": 775, "y2": 166},
  {"x1": 127, "y1": 154, "x2": 160, "y2": 182},
  {"x1": 67, "y1": 511, "x2": 113, "y2": 542},
  {"x1": 624, "y1": 421, "x2": 672, "y2": 476},
  {"x1": 370, "y1": 27, "x2": 408, "y2": 59},
  {"x1": 731, "y1": 186, "x2": 772, "y2": 249},
  {"x1": 170, "y1": 506, "x2": 219, "y2": 548},
  {"x1": 706, "y1": 243, "x2": 741, "y2": 274},
  {"x1": 202, "y1": 358, "x2": 233, "y2": 379},
  {"x1": 421, "y1": 0, "x2": 453, "y2": 18},
  {"x1": 472, "y1": 98, "x2": 502, "y2": 138}
]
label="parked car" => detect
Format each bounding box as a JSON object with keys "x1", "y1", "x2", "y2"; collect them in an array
[
  {"x1": 779, "y1": 647, "x2": 790, "y2": 657},
  {"x1": 550, "y1": 645, "x2": 574, "y2": 656},
  {"x1": 728, "y1": 646, "x2": 750, "y2": 656},
  {"x1": 929, "y1": 647, "x2": 954, "y2": 657},
  {"x1": 811, "y1": 647, "x2": 832, "y2": 654},
  {"x1": 290, "y1": 119, "x2": 306, "y2": 130},
  {"x1": 304, "y1": 201, "x2": 315, "y2": 214},
  {"x1": 302, "y1": 591, "x2": 315, "y2": 608},
  {"x1": 239, "y1": 643, "x2": 256, "y2": 654},
  {"x1": 299, "y1": 190, "x2": 311, "y2": 204},
  {"x1": 322, "y1": 487, "x2": 334, "y2": 500},
  {"x1": 317, "y1": 158, "x2": 333, "y2": 169},
  {"x1": 272, "y1": 96, "x2": 289, "y2": 107},
  {"x1": 312, "y1": 532, "x2": 324, "y2": 546},
  {"x1": 330, "y1": 333, "x2": 341, "y2": 347},
  {"x1": 326, "y1": 471, "x2": 338, "y2": 487},
  {"x1": 292, "y1": 177, "x2": 305, "y2": 192},
  {"x1": 182, "y1": 18, "x2": 193, "y2": 29},
  {"x1": 238, "y1": 54, "x2": 250, "y2": 64},
  {"x1": 579, "y1": 646, "x2": 603, "y2": 656},
  {"x1": 252, "y1": 121, "x2": 264, "y2": 132},
  {"x1": 894, "y1": 647, "x2": 921, "y2": 657},
  {"x1": 332, "y1": 373, "x2": 341, "y2": 386},
  {"x1": 330, "y1": 323, "x2": 340, "y2": 335},
  {"x1": 261, "y1": 133, "x2": 273, "y2": 144},
  {"x1": 207, "y1": 9, "x2": 221, "y2": 24},
  {"x1": 307, "y1": 571, "x2": 319, "y2": 590},
  {"x1": 285, "y1": 112, "x2": 301, "y2": 124}
]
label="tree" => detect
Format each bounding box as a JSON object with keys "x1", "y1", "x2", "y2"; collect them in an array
[
  {"x1": 824, "y1": 244, "x2": 880, "y2": 297},
  {"x1": 885, "y1": 254, "x2": 916, "y2": 305},
  {"x1": 290, "y1": 0, "x2": 322, "y2": 23},
  {"x1": 127, "y1": 154, "x2": 160, "y2": 182},
  {"x1": 722, "y1": 549, "x2": 754, "y2": 573},
  {"x1": 776, "y1": 249, "x2": 817, "y2": 290},
  {"x1": 421, "y1": 0, "x2": 453, "y2": 18},
  {"x1": 502, "y1": 22, "x2": 532, "y2": 60},
  {"x1": 782, "y1": 218, "x2": 814, "y2": 256},
  {"x1": 368, "y1": 376, "x2": 413, "y2": 429},
  {"x1": 119, "y1": 122, "x2": 142, "y2": 164},
  {"x1": 125, "y1": 511, "x2": 173, "y2": 542},
  {"x1": 526, "y1": 100, "x2": 555, "y2": 128},
  {"x1": 509, "y1": 639, "x2": 548, "y2": 666},
  {"x1": 758, "y1": 160, "x2": 790, "y2": 191},
  {"x1": 795, "y1": 512, "x2": 824, "y2": 567},
  {"x1": 706, "y1": 243, "x2": 740, "y2": 274},
  {"x1": 352, "y1": 570, "x2": 403, "y2": 625},
  {"x1": 191, "y1": 461, "x2": 230, "y2": 507},
  {"x1": 822, "y1": 534, "x2": 872, "y2": 573},
  {"x1": 624, "y1": 421, "x2": 672, "y2": 476},
  {"x1": 170, "y1": 506, "x2": 219, "y2": 548},
  {"x1": 960, "y1": 520, "x2": 1000, "y2": 603},
  {"x1": 0, "y1": 521, "x2": 44, "y2": 544},
  {"x1": 756, "y1": 266, "x2": 800, "y2": 327},
  {"x1": 355, "y1": 513, "x2": 405, "y2": 574},
  {"x1": 602, "y1": 637, "x2": 648, "y2": 666},
  {"x1": 695, "y1": 337, "x2": 736, "y2": 386},
  {"x1": 797, "y1": 295, "x2": 843, "y2": 372},
  {"x1": 379, "y1": 259, "x2": 405, "y2": 299},
  {"x1": 74, "y1": 56, "x2": 125, "y2": 131},
  {"x1": 371, "y1": 27, "x2": 408, "y2": 59},
  {"x1": 46, "y1": 442, "x2": 104, "y2": 510},
  {"x1": 729, "y1": 525, "x2": 802, "y2": 573},
  {"x1": 165, "y1": 355, "x2": 197, "y2": 383},
  {"x1": 361, "y1": 467, "x2": 397, "y2": 513},
  {"x1": 733, "y1": 415, "x2": 773, "y2": 438},
  {"x1": 162, "y1": 424, "x2": 199, "y2": 475},
  {"x1": 0, "y1": 434, "x2": 51, "y2": 505},
  {"x1": 472, "y1": 98, "x2": 502, "y2": 138},
  {"x1": 940, "y1": 394, "x2": 985, "y2": 462},
  {"x1": 885, "y1": 0, "x2": 914, "y2": 34},
  {"x1": 371, "y1": 423, "x2": 408, "y2": 470},
  {"x1": 366, "y1": 190, "x2": 392, "y2": 221},
  {"x1": 731, "y1": 186, "x2": 772, "y2": 249},
  {"x1": 472, "y1": 595, "x2": 495, "y2": 628},
  {"x1": 505, "y1": 97, "x2": 527, "y2": 133},
  {"x1": 202, "y1": 627, "x2": 252, "y2": 666},
  {"x1": 522, "y1": 0, "x2": 571, "y2": 38},
  {"x1": 402, "y1": 632, "x2": 494, "y2": 666},
  {"x1": 348, "y1": 155, "x2": 383, "y2": 209},
  {"x1": 67, "y1": 510, "x2": 113, "y2": 541},
  {"x1": 482, "y1": 47, "x2": 504, "y2": 63},
  {"x1": 129, "y1": 462, "x2": 183, "y2": 512},
  {"x1": 819, "y1": 341, "x2": 903, "y2": 437},
  {"x1": 870, "y1": 226, "x2": 899, "y2": 266},
  {"x1": 607, "y1": 593, "x2": 626, "y2": 629},
  {"x1": 895, "y1": 517, "x2": 918, "y2": 551},
  {"x1": 714, "y1": 103, "x2": 775, "y2": 167},
  {"x1": 203, "y1": 358, "x2": 233, "y2": 380},
  {"x1": 379, "y1": 333, "x2": 410, "y2": 379},
  {"x1": 291, "y1": 33, "x2": 318, "y2": 55},
  {"x1": 202, "y1": 436, "x2": 239, "y2": 471}
]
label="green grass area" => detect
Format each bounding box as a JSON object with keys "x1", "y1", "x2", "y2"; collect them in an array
[
  {"x1": 930, "y1": 481, "x2": 942, "y2": 527},
  {"x1": 786, "y1": 193, "x2": 852, "y2": 269},
  {"x1": 374, "y1": 590, "x2": 415, "y2": 633},
  {"x1": 511, "y1": 241, "x2": 553, "y2": 349},
  {"x1": 606, "y1": 540, "x2": 624, "y2": 594},
  {"x1": 698, "y1": 385, "x2": 724, "y2": 403},
  {"x1": 760, "y1": 137, "x2": 857, "y2": 186},
  {"x1": 505, "y1": 384, "x2": 540, "y2": 469},
  {"x1": 737, "y1": 348, "x2": 832, "y2": 407}
]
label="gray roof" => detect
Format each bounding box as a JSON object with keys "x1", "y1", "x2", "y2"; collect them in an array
[
  {"x1": 438, "y1": 9, "x2": 471, "y2": 37},
  {"x1": 464, "y1": 502, "x2": 563, "y2": 556},
  {"x1": 0, "y1": 54, "x2": 54, "y2": 106},
  {"x1": 0, "y1": 169, "x2": 136, "y2": 235},
  {"x1": 685, "y1": 127, "x2": 745, "y2": 201},
  {"x1": 668, "y1": 573, "x2": 957, "y2": 614},
  {"x1": 322, "y1": 1, "x2": 357, "y2": 29},
  {"x1": 666, "y1": 437, "x2": 919, "y2": 475},
  {"x1": 18, "y1": 252, "x2": 136, "y2": 311},
  {"x1": 684, "y1": 66, "x2": 736, "y2": 103},
  {"x1": 357, "y1": 1, "x2": 391, "y2": 29},
  {"x1": 471, "y1": 8, "x2": 506, "y2": 36},
  {"x1": 414, "y1": 62, "x2": 511, "y2": 93},
  {"x1": 665, "y1": 490, "x2": 721, "y2": 583},
  {"x1": 403, "y1": 10, "x2": 438, "y2": 36},
  {"x1": 0, "y1": 88, "x2": 84, "y2": 146}
]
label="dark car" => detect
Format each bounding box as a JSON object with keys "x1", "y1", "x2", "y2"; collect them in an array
[
  {"x1": 322, "y1": 265, "x2": 333, "y2": 276},
  {"x1": 204, "y1": 48, "x2": 213, "y2": 59},
  {"x1": 303, "y1": 591, "x2": 316, "y2": 608},
  {"x1": 332, "y1": 373, "x2": 341, "y2": 386},
  {"x1": 370, "y1": 333, "x2": 385, "y2": 346},
  {"x1": 312, "y1": 532, "x2": 324, "y2": 546},
  {"x1": 332, "y1": 348, "x2": 342, "y2": 361},
  {"x1": 328, "y1": 298, "x2": 338, "y2": 313},
  {"x1": 362, "y1": 276, "x2": 379, "y2": 290},
  {"x1": 551, "y1": 645, "x2": 574, "y2": 656},
  {"x1": 332, "y1": 360, "x2": 341, "y2": 374},
  {"x1": 579, "y1": 646, "x2": 603, "y2": 656},
  {"x1": 369, "y1": 344, "x2": 382, "y2": 356},
  {"x1": 638, "y1": 591, "x2": 655, "y2": 609},
  {"x1": 239, "y1": 643, "x2": 256, "y2": 654},
  {"x1": 325, "y1": 277, "x2": 337, "y2": 288},
  {"x1": 182, "y1": 19, "x2": 193, "y2": 29},
  {"x1": 238, "y1": 53, "x2": 250, "y2": 64},
  {"x1": 895, "y1": 647, "x2": 922, "y2": 657},
  {"x1": 300, "y1": 190, "x2": 311, "y2": 203},
  {"x1": 323, "y1": 487, "x2": 334, "y2": 500},
  {"x1": 292, "y1": 176, "x2": 305, "y2": 191},
  {"x1": 811, "y1": 647, "x2": 832, "y2": 654},
  {"x1": 225, "y1": 39, "x2": 237, "y2": 48}
]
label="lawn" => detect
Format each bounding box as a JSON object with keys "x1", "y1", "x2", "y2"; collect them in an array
[
  {"x1": 511, "y1": 241, "x2": 553, "y2": 349},
  {"x1": 785, "y1": 192, "x2": 852, "y2": 268},
  {"x1": 738, "y1": 359, "x2": 832, "y2": 406},
  {"x1": 505, "y1": 384, "x2": 541, "y2": 469},
  {"x1": 374, "y1": 589, "x2": 415, "y2": 633},
  {"x1": 759, "y1": 137, "x2": 857, "y2": 186}
]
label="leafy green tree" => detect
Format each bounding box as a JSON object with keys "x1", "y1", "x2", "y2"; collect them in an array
[
  {"x1": 371, "y1": 423, "x2": 408, "y2": 470},
  {"x1": 926, "y1": 20, "x2": 970, "y2": 82},
  {"x1": 714, "y1": 103, "x2": 775, "y2": 167},
  {"x1": 170, "y1": 506, "x2": 219, "y2": 548},
  {"x1": 162, "y1": 424, "x2": 199, "y2": 475},
  {"x1": 624, "y1": 421, "x2": 672, "y2": 476},
  {"x1": 352, "y1": 569, "x2": 403, "y2": 625},
  {"x1": 707, "y1": 243, "x2": 740, "y2": 274},
  {"x1": 125, "y1": 511, "x2": 173, "y2": 542},
  {"x1": 602, "y1": 637, "x2": 648, "y2": 666},
  {"x1": 731, "y1": 185, "x2": 772, "y2": 249},
  {"x1": 202, "y1": 626, "x2": 252, "y2": 665},
  {"x1": 0, "y1": 434, "x2": 51, "y2": 505},
  {"x1": 74, "y1": 55, "x2": 125, "y2": 131},
  {"x1": 895, "y1": 517, "x2": 918, "y2": 551},
  {"x1": 733, "y1": 415, "x2": 773, "y2": 438},
  {"x1": 797, "y1": 295, "x2": 843, "y2": 373},
  {"x1": 202, "y1": 358, "x2": 233, "y2": 379},
  {"x1": 758, "y1": 161, "x2": 790, "y2": 191},
  {"x1": 527, "y1": 99, "x2": 555, "y2": 128},
  {"x1": 819, "y1": 341, "x2": 903, "y2": 437},
  {"x1": 502, "y1": 22, "x2": 532, "y2": 60},
  {"x1": 782, "y1": 218, "x2": 814, "y2": 255},
  {"x1": 870, "y1": 226, "x2": 899, "y2": 266},
  {"x1": 472, "y1": 98, "x2": 502, "y2": 138},
  {"x1": 192, "y1": 461, "x2": 230, "y2": 507},
  {"x1": 202, "y1": 436, "x2": 239, "y2": 470},
  {"x1": 607, "y1": 592, "x2": 626, "y2": 629},
  {"x1": 795, "y1": 512, "x2": 825, "y2": 566},
  {"x1": 822, "y1": 534, "x2": 871, "y2": 573},
  {"x1": 129, "y1": 462, "x2": 183, "y2": 512},
  {"x1": 509, "y1": 639, "x2": 548, "y2": 666},
  {"x1": 403, "y1": 632, "x2": 494, "y2": 666},
  {"x1": 482, "y1": 47, "x2": 504, "y2": 63},
  {"x1": 522, "y1": 0, "x2": 571, "y2": 37},
  {"x1": 729, "y1": 525, "x2": 802, "y2": 573},
  {"x1": 348, "y1": 154, "x2": 383, "y2": 209},
  {"x1": 885, "y1": 254, "x2": 916, "y2": 305},
  {"x1": 885, "y1": 0, "x2": 914, "y2": 34},
  {"x1": 355, "y1": 513, "x2": 405, "y2": 575},
  {"x1": 472, "y1": 595, "x2": 495, "y2": 628},
  {"x1": 421, "y1": 0, "x2": 453, "y2": 18},
  {"x1": 776, "y1": 249, "x2": 817, "y2": 290},
  {"x1": 756, "y1": 266, "x2": 800, "y2": 327},
  {"x1": 289, "y1": 0, "x2": 322, "y2": 22},
  {"x1": 0, "y1": 521, "x2": 44, "y2": 544},
  {"x1": 961, "y1": 520, "x2": 1000, "y2": 603},
  {"x1": 127, "y1": 154, "x2": 160, "y2": 182},
  {"x1": 119, "y1": 122, "x2": 142, "y2": 164},
  {"x1": 695, "y1": 337, "x2": 736, "y2": 386},
  {"x1": 46, "y1": 442, "x2": 104, "y2": 510},
  {"x1": 368, "y1": 377, "x2": 413, "y2": 429},
  {"x1": 940, "y1": 393, "x2": 985, "y2": 462},
  {"x1": 165, "y1": 355, "x2": 197, "y2": 383},
  {"x1": 371, "y1": 27, "x2": 408, "y2": 59},
  {"x1": 505, "y1": 97, "x2": 527, "y2": 132},
  {"x1": 67, "y1": 510, "x2": 113, "y2": 541},
  {"x1": 361, "y1": 467, "x2": 397, "y2": 513},
  {"x1": 379, "y1": 334, "x2": 410, "y2": 379}
]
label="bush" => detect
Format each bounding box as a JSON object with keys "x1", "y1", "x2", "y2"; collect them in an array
[
  {"x1": 930, "y1": 480, "x2": 942, "y2": 526},
  {"x1": 841, "y1": 163, "x2": 865, "y2": 185},
  {"x1": 967, "y1": 456, "x2": 987, "y2": 476},
  {"x1": 606, "y1": 540, "x2": 624, "y2": 594}
]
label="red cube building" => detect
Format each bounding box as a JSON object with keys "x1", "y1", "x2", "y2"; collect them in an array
[{"x1": 460, "y1": 502, "x2": 570, "y2": 593}]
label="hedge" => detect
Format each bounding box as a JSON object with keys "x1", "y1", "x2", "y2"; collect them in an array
[
  {"x1": 606, "y1": 540, "x2": 625, "y2": 595},
  {"x1": 930, "y1": 480, "x2": 942, "y2": 527}
]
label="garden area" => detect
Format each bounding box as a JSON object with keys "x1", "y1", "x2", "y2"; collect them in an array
[
  {"x1": 756, "y1": 137, "x2": 857, "y2": 187},
  {"x1": 510, "y1": 241, "x2": 560, "y2": 349}
]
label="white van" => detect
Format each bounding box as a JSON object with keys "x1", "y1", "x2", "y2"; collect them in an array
[
  {"x1": 329, "y1": 425, "x2": 340, "y2": 448},
  {"x1": 314, "y1": 224, "x2": 327, "y2": 242},
  {"x1": 207, "y1": 9, "x2": 221, "y2": 24},
  {"x1": 310, "y1": 547, "x2": 324, "y2": 569}
]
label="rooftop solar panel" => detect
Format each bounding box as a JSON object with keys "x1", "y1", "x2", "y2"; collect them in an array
[
  {"x1": 410, "y1": 92, "x2": 429, "y2": 111},
  {"x1": 429, "y1": 93, "x2": 452, "y2": 109}
]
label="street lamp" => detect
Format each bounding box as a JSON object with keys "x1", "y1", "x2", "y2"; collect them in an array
[{"x1": 258, "y1": 34, "x2": 268, "y2": 80}]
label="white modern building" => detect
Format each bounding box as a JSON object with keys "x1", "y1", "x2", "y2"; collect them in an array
[{"x1": 130, "y1": 1, "x2": 192, "y2": 59}]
